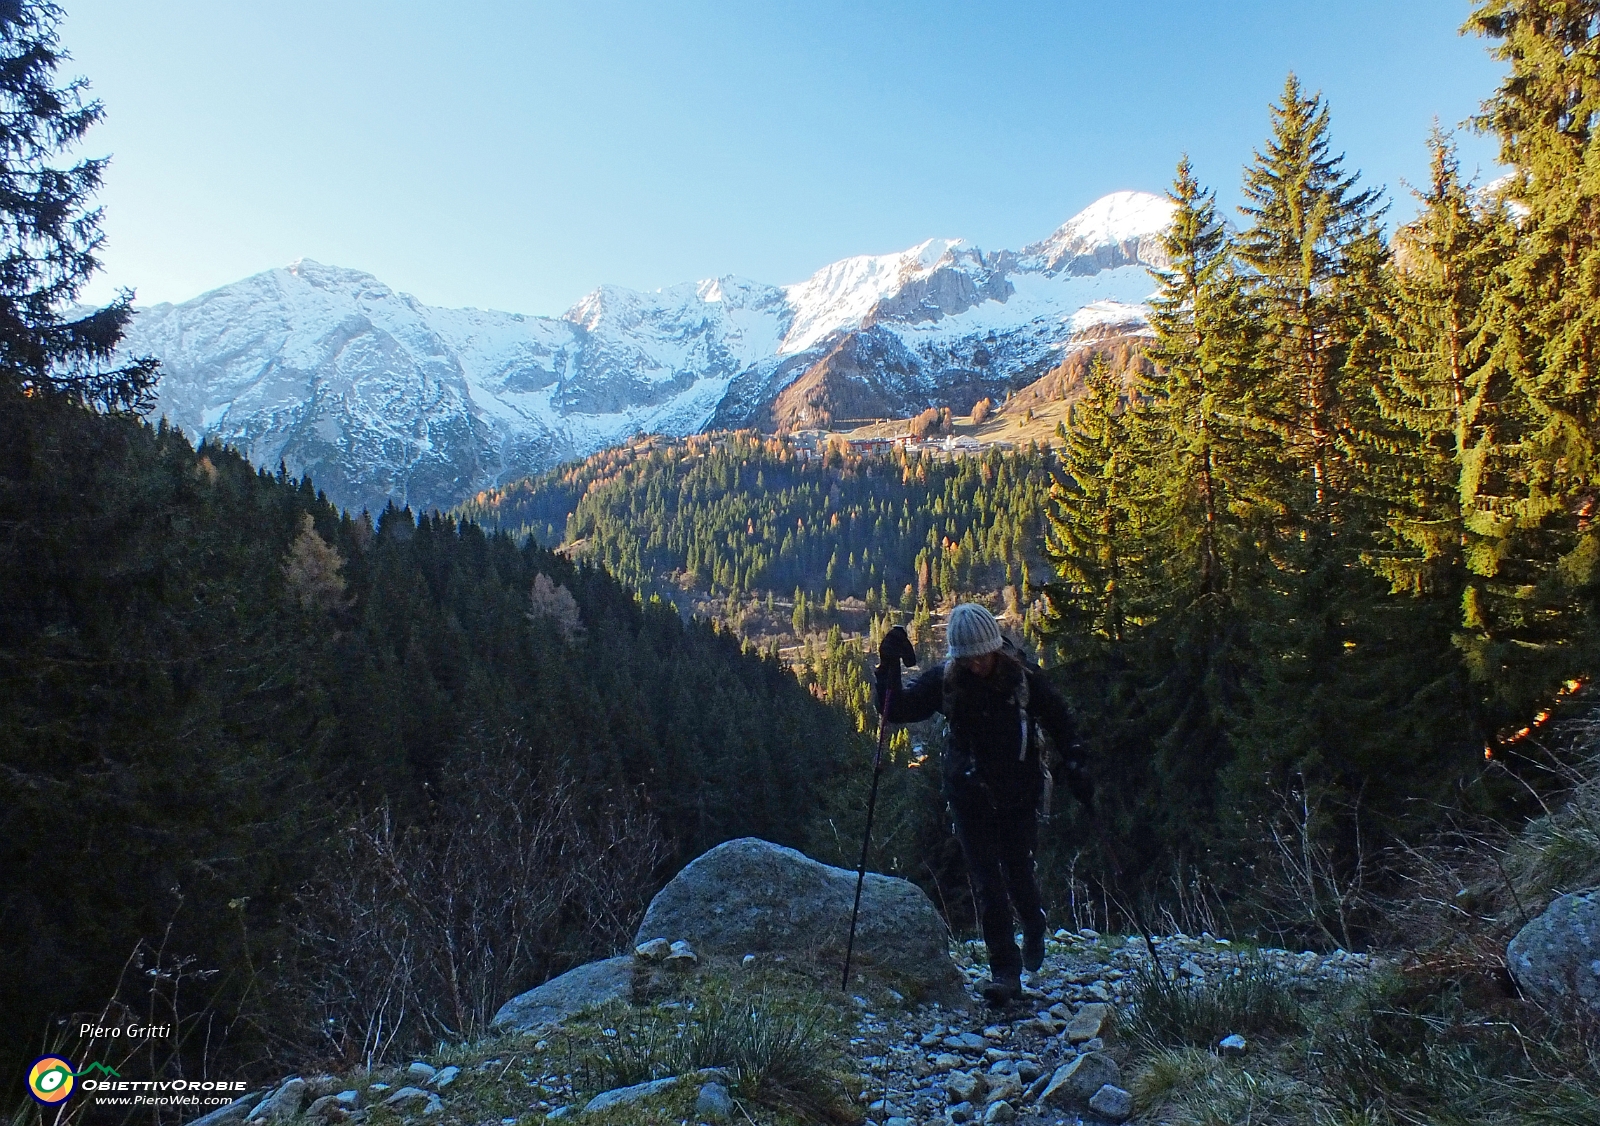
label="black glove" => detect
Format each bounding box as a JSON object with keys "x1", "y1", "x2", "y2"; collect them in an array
[
  {"x1": 875, "y1": 626, "x2": 918, "y2": 712},
  {"x1": 1061, "y1": 760, "x2": 1095, "y2": 811}
]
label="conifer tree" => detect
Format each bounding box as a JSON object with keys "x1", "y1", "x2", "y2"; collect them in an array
[
  {"x1": 1458, "y1": 1, "x2": 1600, "y2": 708},
  {"x1": 0, "y1": 2, "x2": 156, "y2": 411},
  {"x1": 1142, "y1": 157, "x2": 1252, "y2": 603},
  {"x1": 1044, "y1": 355, "x2": 1151, "y2": 649},
  {"x1": 1236, "y1": 74, "x2": 1387, "y2": 539}
]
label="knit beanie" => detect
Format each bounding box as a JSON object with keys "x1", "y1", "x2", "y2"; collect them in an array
[{"x1": 946, "y1": 602, "x2": 1003, "y2": 660}]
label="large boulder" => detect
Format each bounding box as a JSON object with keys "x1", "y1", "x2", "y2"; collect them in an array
[
  {"x1": 633, "y1": 838, "x2": 959, "y2": 995},
  {"x1": 491, "y1": 956, "x2": 634, "y2": 1033},
  {"x1": 1507, "y1": 889, "x2": 1600, "y2": 1014}
]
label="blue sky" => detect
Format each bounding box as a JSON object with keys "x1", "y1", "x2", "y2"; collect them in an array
[{"x1": 68, "y1": 1, "x2": 1505, "y2": 314}]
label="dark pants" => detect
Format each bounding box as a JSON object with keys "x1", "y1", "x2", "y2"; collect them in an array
[{"x1": 950, "y1": 787, "x2": 1045, "y2": 981}]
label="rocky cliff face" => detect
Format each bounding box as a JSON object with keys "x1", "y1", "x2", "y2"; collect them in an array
[{"x1": 121, "y1": 191, "x2": 1172, "y2": 514}]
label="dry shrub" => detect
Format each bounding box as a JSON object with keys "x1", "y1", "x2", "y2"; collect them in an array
[{"x1": 285, "y1": 736, "x2": 665, "y2": 1066}]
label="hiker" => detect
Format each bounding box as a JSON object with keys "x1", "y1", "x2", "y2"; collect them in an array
[{"x1": 874, "y1": 603, "x2": 1093, "y2": 1005}]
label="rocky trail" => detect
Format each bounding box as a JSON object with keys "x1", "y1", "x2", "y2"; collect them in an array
[{"x1": 192, "y1": 925, "x2": 1379, "y2": 1126}]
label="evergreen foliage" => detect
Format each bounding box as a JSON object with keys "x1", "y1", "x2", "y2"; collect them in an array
[
  {"x1": 0, "y1": 1, "x2": 156, "y2": 410},
  {"x1": 1040, "y1": 59, "x2": 1600, "y2": 942},
  {"x1": 458, "y1": 432, "x2": 1056, "y2": 614},
  {"x1": 0, "y1": 392, "x2": 868, "y2": 1087}
]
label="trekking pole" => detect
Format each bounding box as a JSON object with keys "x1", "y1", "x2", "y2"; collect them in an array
[{"x1": 842, "y1": 687, "x2": 893, "y2": 990}]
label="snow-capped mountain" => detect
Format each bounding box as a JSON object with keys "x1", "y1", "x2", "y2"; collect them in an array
[{"x1": 123, "y1": 190, "x2": 1173, "y2": 514}]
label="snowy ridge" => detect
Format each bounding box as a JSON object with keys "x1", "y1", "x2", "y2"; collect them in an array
[{"x1": 123, "y1": 191, "x2": 1173, "y2": 514}]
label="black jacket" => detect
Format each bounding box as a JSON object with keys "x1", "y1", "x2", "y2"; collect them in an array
[{"x1": 877, "y1": 648, "x2": 1078, "y2": 809}]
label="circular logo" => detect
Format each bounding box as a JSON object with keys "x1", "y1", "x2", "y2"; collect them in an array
[{"x1": 28, "y1": 1057, "x2": 75, "y2": 1104}]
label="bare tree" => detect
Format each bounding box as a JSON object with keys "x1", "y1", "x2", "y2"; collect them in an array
[{"x1": 286, "y1": 737, "x2": 665, "y2": 1066}]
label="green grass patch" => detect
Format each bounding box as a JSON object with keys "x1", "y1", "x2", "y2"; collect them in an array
[{"x1": 537, "y1": 960, "x2": 863, "y2": 1125}]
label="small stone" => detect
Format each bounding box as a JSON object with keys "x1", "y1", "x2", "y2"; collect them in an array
[
  {"x1": 1219, "y1": 1033, "x2": 1248, "y2": 1057},
  {"x1": 920, "y1": 1030, "x2": 945, "y2": 1048},
  {"x1": 1022, "y1": 1071, "x2": 1051, "y2": 1103},
  {"x1": 429, "y1": 1066, "x2": 459, "y2": 1091},
  {"x1": 1039, "y1": 1052, "x2": 1120, "y2": 1108},
  {"x1": 422, "y1": 1093, "x2": 444, "y2": 1117},
  {"x1": 1087, "y1": 982, "x2": 1113, "y2": 1002},
  {"x1": 380, "y1": 1087, "x2": 430, "y2": 1110},
  {"x1": 308, "y1": 1091, "x2": 360, "y2": 1120},
  {"x1": 664, "y1": 939, "x2": 699, "y2": 968},
  {"x1": 1179, "y1": 959, "x2": 1206, "y2": 979},
  {"x1": 984, "y1": 1074, "x2": 1023, "y2": 1105},
  {"x1": 1081, "y1": 1037, "x2": 1105, "y2": 1052},
  {"x1": 247, "y1": 1079, "x2": 307, "y2": 1123},
  {"x1": 1048, "y1": 1002, "x2": 1073, "y2": 1021},
  {"x1": 949, "y1": 1105, "x2": 974, "y2": 1124},
  {"x1": 366, "y1": 1084, "x2": 389, "y2": 1094},
  {"x1": 584, "y1": 1076, "x2": 679, "y2": 1113},
  {"x1": 946, "y1": 1070, "x2": 988, "y2": 1104},
  {"x1": 1064, "y1": 1002, "x2": 1111, "y2": 1043},
  {"x1": 983, "y1": 1099, "x2": 1016, "y2": 1124},
  {"x1": 944, "y1": 1032, "x2": 988, "y2": 1052},
  {"x1": 741, "y1": 953, "x2": 756, "y2": 966},
  {"x1": 933, "y1": 1053, "x2": 964, "y2": 1070},
  {"x1": 405, "y1": 1062, "x2": 437, "y2": 1083},
  {"x1": 1089, "y1": 1084, "x2": 1133, "y2": 1120},
  {"x1": 696, "y1": 1080, "x2": 733, "y2": 1122},
  {"x1": 634, "y1": 937, "x2": 671, "y2": 961},
  {"x1": 886, "y1": 1119, "x2": 916, "y2": 1126}
]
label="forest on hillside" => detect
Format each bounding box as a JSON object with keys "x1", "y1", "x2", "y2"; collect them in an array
[
  {"x1": 457, "y1": 434, "x2": 1055, "y2": 615},
  {"x1": 10, "y1": 0, "x2": 1600, "y2": 1120}
]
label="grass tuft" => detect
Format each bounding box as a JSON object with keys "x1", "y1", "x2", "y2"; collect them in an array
[{"x1": 1124, "y1": 954, "x2": 1305, "y2": 1051}]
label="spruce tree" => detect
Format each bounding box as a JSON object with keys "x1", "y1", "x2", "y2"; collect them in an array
[
  {"x1": 1236, "y1": 74, "x2": 1387, "y2": 539},
  {"x1": 1043, "y1": 354, "x2": 1152, "y2": 650},
  {"x1": 1458, "y1": 1, "x2": 1600, "y2": 712},
  {"x1": 0, "y1": 1, "x2": 156, "y2": 410}
]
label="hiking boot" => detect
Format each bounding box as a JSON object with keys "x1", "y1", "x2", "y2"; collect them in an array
[
  {"x1": 1022, "y1": 930, "x2": 1046, "y2": 973},
  {"x1": 980, "y1": 975, "x2": 1022, "y2": 1007}
]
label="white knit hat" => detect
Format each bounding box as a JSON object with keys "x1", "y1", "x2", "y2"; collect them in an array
[{"x1": 946, "y1": 602, "x2": 1003, "y2": 660}]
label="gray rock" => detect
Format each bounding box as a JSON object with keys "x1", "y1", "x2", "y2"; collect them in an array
[
  {"x1": 303, "y1": 1076, "x2": 342, "y2": 1099},
  {"x1": 633, "y1": 838, "x2": 960, "y2": 995},
  {"x1": 1064, "y1": 1002, "x2": 1111, "y2": 1043},
  {"x1": 634, "y1": 937, "x2": 671, "y2": 961},
  {"x1": 584, "y1": 1075, "x2": 679, "y2": 1113},
  {"x1": 429, "y1": 1066, "x2": 460, "y2": 1090},
  {"x1": 697, "y1": 1080, "x2": 734, "y2": 1121},
  {"x1": 405, "y1": 1062, "x2": 437, "y2": 1083},
  {"x1": 1039, "y1": 1052, "x2": 1120, "y2": 1107},
  {"x1": 422, "y1": 1094, "x2": 444, "y2": 1117},
  {"x1": 665, "y1": 939, "x2": 699, "y2": 968},
  {"x1": 945, "y1": 1070, "x2": 988, "y2": 1104},
  {"x1": 490, "y1": 955, "x2": 634, "y2": 1032},
  {"x1": 1022, "y1": 1071, "x2": 1051, "y2": 1103},
  {"x1": 886, "y1": 1118, "x2": 916, "y2": 1126},
  {"x1": 1218, "y1": 1033, "x2": 1248, "y2": 1057},
  {"x1": 984, "y1": 1074, "x2": 1023, "y2": 1105},
  {"x1": 186, "y1": 1092, "x2": 266, "y2": 1126},
  {"x1": 247, "y1": 1079, "x2": 307, "y2": 1123},
  {"x1": 933, "y1": 1053, "x2": 964, "y2": 1069},
  {"x1": 380, "y1": 1087, "x2": 431, "y2": 1110},
  {"x1": 944, "y1": 1032, "x2": 988, "y2": 1052},
  {"x1": 1507, "y1": 889, "x2": 1600, "y2": 1014},
  {"x1": 983, "y1": 1100, "x2": 1016, "y2": 1124},
  {"x1": 305, "y1": 1091, "x2": 359, "y2": 1121},
  {"x1": 545, "y1": 1107, "x2": 573, "y2": 1120},
  {"x1": 1088, "y1": 1084, "x2": 1133, "y2": 1121}
]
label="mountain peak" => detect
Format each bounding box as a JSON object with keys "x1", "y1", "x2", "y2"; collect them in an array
[{"x1": 1021, "y1": 191, "x2": 1174, "y2": 275}]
